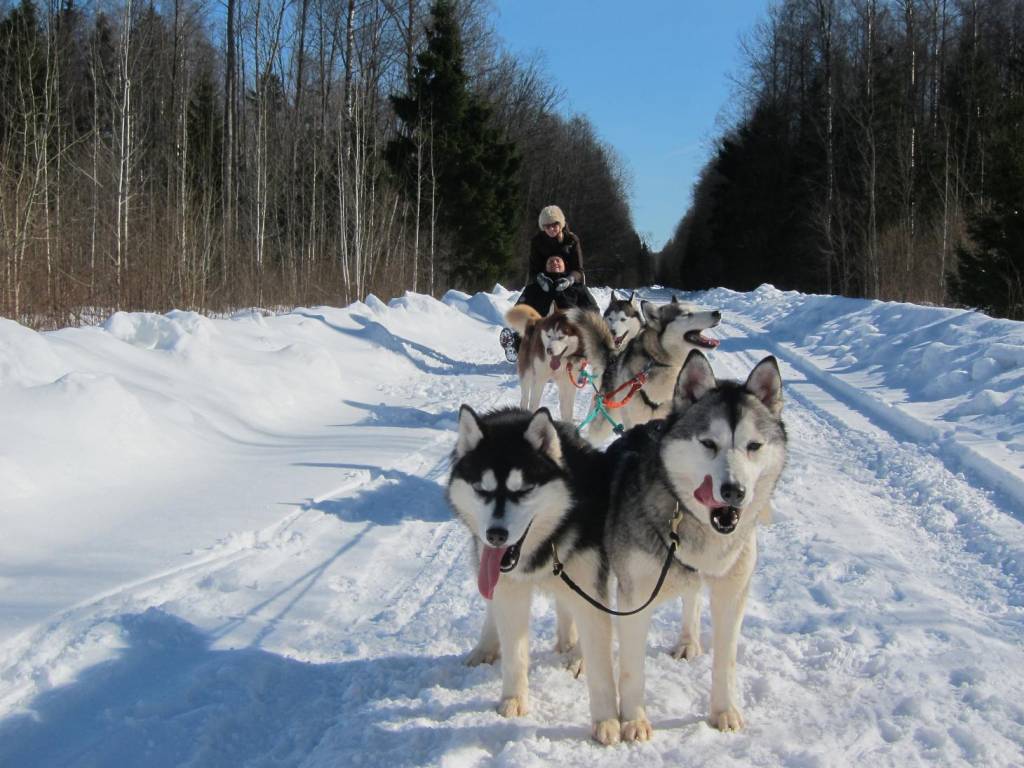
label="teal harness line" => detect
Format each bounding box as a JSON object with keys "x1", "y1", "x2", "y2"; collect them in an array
[{"x1": 569, "y1": 362, "x2": 626, "y2": 435}]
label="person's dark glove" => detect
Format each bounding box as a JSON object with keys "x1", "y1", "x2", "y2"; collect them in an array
[
  {"x1": 554, "y1": 275, "x2": 575, "y2": 292},
  {"x1": 536, "y1": 273, "x2": 553, "y2": 292}
]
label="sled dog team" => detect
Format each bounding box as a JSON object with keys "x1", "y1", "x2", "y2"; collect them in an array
[{"x1": 446, "y1": 290, "x2": 788, "y2": 745}]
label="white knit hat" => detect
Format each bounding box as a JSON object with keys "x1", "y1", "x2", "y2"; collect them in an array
[{"x1": 538, "y1": 205, "x2": 566, "y2": 229}]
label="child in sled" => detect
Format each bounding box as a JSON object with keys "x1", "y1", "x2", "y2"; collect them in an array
[{"x1": 500, "y1": 205, "x2": 598, "y2": 362}]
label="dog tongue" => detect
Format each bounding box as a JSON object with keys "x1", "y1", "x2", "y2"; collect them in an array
[
  {"x1": 694, "y1": 475, "x2": 727, "y2": 508},
  {"x1": 478, "y1": 546, "x2": 508, "y2": 600},
  {"x1": 549, "y1": 353, "x2": 562, "y2": 371}
]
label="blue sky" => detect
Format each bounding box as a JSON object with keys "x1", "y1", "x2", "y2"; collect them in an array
[{"x1": 491, "y1": 0, "x2": 773, "y2": 251}]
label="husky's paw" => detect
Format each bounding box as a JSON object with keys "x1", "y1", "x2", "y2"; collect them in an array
[
  {"x1": 592, "y1": 718, "x2": 621, "y2": 746},
  {"x1": 465, "y1": 645, "x2": 499, "y2": 667},
  {"x1": 671, "y1": 638, "x2": 702, "y2": 661},
  {"x1": 497, "y1": 695, "x2": 528, "y2": 718},
  {"x1": 621, "y1": 717, "x2": 654, "y2": 742},
  {"x1": 712, "y1": 706, "x2": 745, "y2": 732}
]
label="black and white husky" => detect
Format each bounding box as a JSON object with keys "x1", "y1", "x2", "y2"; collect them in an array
[
  {"x1": 447, "y1": 406, "x2": 620, "y2": 741},
  {"x1": 603, "y1": 290, "x2": 645, "y2": 352},
  {"x1": 600, "y1": 350, "x2": 787, "y2": 741},
  {"x1": 571, "y1": 296, "x2": 722, "y2": 443}
]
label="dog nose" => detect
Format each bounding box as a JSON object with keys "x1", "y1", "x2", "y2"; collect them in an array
[
  {"x1": 720, "y1": 482, "x2": 745, "y2": 505},
  {"x1": 486, "y1": 527, "x2": 509, "y2": 547}
]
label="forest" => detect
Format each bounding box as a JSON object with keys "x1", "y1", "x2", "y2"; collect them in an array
[
  {"x1": 0, "y1": 0, "x2": 649, "y2": 328},
  {"x1": 658, "y1": 0, "x2": 1024, "y2": 320}
]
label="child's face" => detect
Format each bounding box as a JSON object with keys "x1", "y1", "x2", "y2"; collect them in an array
[{"x1": 546, "y1": 256, "x2": 566, "y2": 274}]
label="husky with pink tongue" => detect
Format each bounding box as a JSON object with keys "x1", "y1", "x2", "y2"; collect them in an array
[
  {"x1": 447, "y1": 405, "x2": 618, "y2": 742},
  {"x1": 597, "y1": 349, "x2": 787, "y2": 743}
]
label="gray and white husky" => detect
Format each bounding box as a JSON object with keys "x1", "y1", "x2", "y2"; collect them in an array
[
  {"x1": 447, "y1": 405, "x2": 619, "y2": 741},
  {"x1": 603, "y1": 290, "x2": 645, "y2": 352},
  {"x1": 599, "y1": 350, "x2": 787, "y2": 741},
  {"x1": 571, "y1": 296, "x2": 722, "y2": 443}
]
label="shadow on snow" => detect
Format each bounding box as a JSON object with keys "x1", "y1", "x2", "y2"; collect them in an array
[
  {"x1": 0, "y1": 609, "x2": 591, "y2": 768},
  {"x1": 294, "y1": 310, "x2": 510, "y2": 377}
]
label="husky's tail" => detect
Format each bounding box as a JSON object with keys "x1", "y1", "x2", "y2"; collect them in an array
[
  {"x1": 505, "y1": 304, "x2": 542, "y2": 335},
  {"x1": 567, "y1": 307, "x2": 614, "y2": 376}
]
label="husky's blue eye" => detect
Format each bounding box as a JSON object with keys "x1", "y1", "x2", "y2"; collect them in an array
[
  {"x1": 747, "y1": 441, "x2": 763, "y2": 452},
  {"x1": 700, "y1": 439, "x2": 717, "y2": 453}
]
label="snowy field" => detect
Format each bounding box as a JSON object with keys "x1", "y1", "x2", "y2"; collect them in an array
[{"x1": 1, "y1": 284, "x2": 1022, "y2": 767}]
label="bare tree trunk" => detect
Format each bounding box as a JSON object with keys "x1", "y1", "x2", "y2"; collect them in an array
[
  {"x1": 904, "y1": 0, "x2": 917, "y2": 250},
  {"x1": 816, "y1": 0, "x2": 837, "y2": 293},
  {"x1": 223, "y1": 0, "x2": 237, "y2": 289},
  {"x1": 865, "y1": 0, "x2": 880, "y2": 298},
  {"x1": 429, "y1": 119, "x2": 438, "y2": 295},
  {"x1": 90, "y1": 31, "x2": 101, "y2": 305},
  {"x1": 412, "y1": 126, "x2": 422, "y2": 292},
  {"x1": 115, "y1": 0, "x2": 135, "y2": 309}
]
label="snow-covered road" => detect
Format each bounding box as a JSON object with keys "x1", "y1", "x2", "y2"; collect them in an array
[{"x1": 1, "y1": 286, "x2": 1021, "y2": 767}]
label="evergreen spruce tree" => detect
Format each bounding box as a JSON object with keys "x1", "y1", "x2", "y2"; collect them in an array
[
  {"x1": 951, "y1": 96, "x2": 1024, "y2": 320},
  {"x1": 386, "y1": 0, "x2": 519, "y2": 290},
  {"x1": 0, "y1": 0, "x2": 44, "y2": 155},
  {"x1": 187, "y1": 63, "x2": 223, "y2": 197}
]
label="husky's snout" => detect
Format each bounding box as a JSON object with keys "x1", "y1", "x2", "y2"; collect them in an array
[{"x1": 694, "y1": 475, "x2": 744, "y2": 534}]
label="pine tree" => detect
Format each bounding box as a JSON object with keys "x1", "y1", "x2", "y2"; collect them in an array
[{"x1": 386, "y1": 0, "x2": 519, "y2": 290}]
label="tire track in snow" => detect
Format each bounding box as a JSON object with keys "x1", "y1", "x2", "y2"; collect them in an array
[{"x1": 720, "y1": 310, "x2": 1024, "y2": 510}]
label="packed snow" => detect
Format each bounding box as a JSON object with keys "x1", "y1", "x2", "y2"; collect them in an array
[{"x1": 0, "y1": 284, "x2": 1022, "y2": 767}]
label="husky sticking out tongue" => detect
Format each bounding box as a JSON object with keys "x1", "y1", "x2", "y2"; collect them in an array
[
  {"x1": 549, "y1": 353, "x2": 563, "y2": 371},
  {"x1": 694, "y1": 475, "x2": 727, "y2": 508},
  {"x1": 478, "y1": 546, "x2": 507, "y2": 600}
]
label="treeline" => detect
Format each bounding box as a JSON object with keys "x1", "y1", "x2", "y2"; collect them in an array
[
  {"x1": 0, "y1": 0, "x2": 647, "y2": 328},
  {"x1": 660, "y1": 0, "x2": 1024, "y2": 319}
]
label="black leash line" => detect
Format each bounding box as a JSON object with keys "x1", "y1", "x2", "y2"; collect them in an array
[{"x1": 550, "y1": 503, "x2": 693, "y2": 617}]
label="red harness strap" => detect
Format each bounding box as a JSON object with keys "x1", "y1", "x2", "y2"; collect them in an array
[
  {"x1": 566, "y1": 358, "x2": 590, "y2": 389},
  {"x1": 602, "y1": 371, "x2": 648, "y2": 409}
]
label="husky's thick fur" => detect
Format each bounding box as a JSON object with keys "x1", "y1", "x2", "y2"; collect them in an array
[
  {"x1": 447, "y1": 406, "x2": 620, "y2": 742},
  {"x1": 603, "y1": 291, "x2": 645, "y2": 352},
  {"x1": 505, "y1": 304, "x2": 585, "y2": 422},
  {"x1": 570, "y1": 297, "x2": 722, "y2": 442},
  {"x1": 599, "y1": 350, "x2": 787, "y2": 741}
]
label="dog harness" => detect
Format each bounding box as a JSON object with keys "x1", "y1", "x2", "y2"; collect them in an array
[
  {"x1": 549, "y1": 502, "x2": 694, "y2": 617},
  {"x1": 566, "y1": 359, "x2": 657, "y2": 435},
  {"x1": 566, "y1": 359, "x2": 626, "y2": 434}
]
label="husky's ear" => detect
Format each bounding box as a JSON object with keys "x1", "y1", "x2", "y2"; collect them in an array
[
  {"x1": 629, "y1": 290, "x2": 640, "y2": 307},
  {"x1": 670, "y1": 294, "x2": 680, "y2": 304},
  {"x1": 545, "y1": 300, "x2": 557, "y2": 317},
  {"x1": 641, "y1": 300, "x2": 661, "y2": 329},
  {"x1": 456, "y1": 405, "x2": 485, "y2": 458},
  {"x1": 524, "y1": 408, "x2": 563, "y2": 466},
  {"x1": 745, "y1": 356, "x2": 784, "y2": 415},
  {"x1": 673, "y1": 350, "x2": 717, "y2": 409},
  {"x1": 612, "y1": 290, "x2": 623, "y2": 301}
]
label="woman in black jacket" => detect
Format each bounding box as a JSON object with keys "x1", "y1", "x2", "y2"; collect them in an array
[{"x1": 499, "y1": 205, "x2": 598, "y2": 361}]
